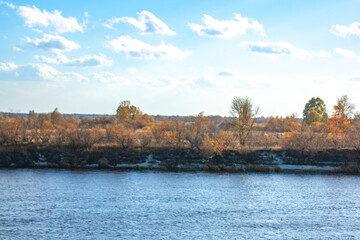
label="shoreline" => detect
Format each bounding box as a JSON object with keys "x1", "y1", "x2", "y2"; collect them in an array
[{"x1": 1, "y1": 145, "x2": 359, "y2": 174}]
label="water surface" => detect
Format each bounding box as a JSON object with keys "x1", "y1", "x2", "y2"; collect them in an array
[{"x1": 0, "y1": 169, "x2": 359, "y2": 239}]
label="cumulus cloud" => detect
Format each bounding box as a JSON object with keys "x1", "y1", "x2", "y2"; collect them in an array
[
  {"x1": 0, "y1": 1, "x2": 15, "y2": 8},
  {"x1": 26, "y1": 34, "x2": 80, "y2": 52},
  {"x1": 104, "y1": 10, "x2": 175, "y2": 36},
  {"x1": 312, "y1": 50, "x2": 331, "y2": 57},
  {"x1": 188, "y1": 13, "x2": 264, "y2": 39},
  {"x1": 93, "y1": 72, "x2": 127, "y2": 83},
  {"x1": 241, "y1": 40, "x2": 312, "y2": 59},
  {"x1": 35, "y1": 53, "x2": 113, "y2": 67},
  {"x1": 108, "y1": 35, "x2": 191, "y2": 59},
  {"x1": 0, "y1": 63, "x2": 85, "y2": 81},
  {"x1": 17, "y1": 5, "x2": 83, "y2": 34},
  {"x1": 0, "y1": 62, "x2": 18, "y2": 71},
  {"x1": 330, "y1": 22, "x2": 360, "y2": 38},
  {"x1": 334, "y1": 48, "x2": 356, "y2": 58}
]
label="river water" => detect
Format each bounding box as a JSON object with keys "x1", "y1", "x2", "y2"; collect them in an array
[{"x1": 0, "y1": 169, "x2": 359, "y2": 239}]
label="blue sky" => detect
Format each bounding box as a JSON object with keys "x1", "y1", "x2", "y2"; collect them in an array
[{"x1": 1, "y1": 0, "x2": 360, "y2": 117}]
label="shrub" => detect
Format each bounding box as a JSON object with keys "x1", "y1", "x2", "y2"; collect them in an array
[
  {"x1": 248, "y1": 165, "x2": 271, "y2": 173},
  {"x1": 98, "y1": 157, "x2": 109, "y2": 168}
]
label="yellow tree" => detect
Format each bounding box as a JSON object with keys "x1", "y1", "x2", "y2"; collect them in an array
[
  {"x1": 328, "y1": 103, "x2": 350, "y2": 135},
  {"x1": 328, "y1": 102, "x2": 350, "y2": 147},
  {"x1": 116, "y1": 100, "x2": 142, "y2": 122}
]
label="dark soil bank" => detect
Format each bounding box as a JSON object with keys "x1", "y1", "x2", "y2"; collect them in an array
[{"x1": 0, "y1": 145, "x2": 359, "y2": 174}]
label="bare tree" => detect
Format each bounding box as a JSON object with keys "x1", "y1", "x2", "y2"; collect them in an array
[
  {"x1": 230, "y1": 96, "x2": 260, "y2": 146},
  {"x1": 338, "y1": 95, "x2": 355, "y2": 119}
]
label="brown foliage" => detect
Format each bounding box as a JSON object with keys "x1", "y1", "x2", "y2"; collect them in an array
[
  {"x1": 136, "y1": 130, "x2": 153, "y2": 149},
  {"x1": 67, "y1": 126, "x2": 102, "y2": 148},
  {"x1": 113, "y1": 124, "x2": 134, "y2": 149},
  {"x1": 0, "y1": 117, "x2": 27, "y2": 145},
  {"x1": 281, "y1": 129, "x2": 328, "y2": 152},
  {"x1": 248, "y1": 132, "x2": 278, "y2": 149}
]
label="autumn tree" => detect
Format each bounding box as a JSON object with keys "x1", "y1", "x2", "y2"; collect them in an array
[
  {"x1": 185, "y1": 112, "x2": 211, "y2": 151},
  {"x1": 113, "y1": 124, "x2": 134, "y2": 149},
  {"x1": 328, "y1": 102, "x2": 350, "y2": 136},
  {"x1": 0, "y1": 117, "x2": 27, "y2": 145},
  {"x1": 230, "y1": 96, "x2": 259, "y2": 146},
  {"x1": 136, "y1": 130, "x2": 153, "y2": 149},
  {"x1": 37, "y1": 113, "x2": 48, "y2": 128},
  {"x1": 337, "y1": 95, "x2": 355, "y2": 119},
  {"x1": 134, "y1": 113, "x2": 155, "y2": 129},
  {"x1": 28, "y1": 110, "x2": 38, "y2": 129},
  {"x1": 67, "y1": 125, "x2": 102, "y2": 149},
  {"x1": 38, "y1": 120, "x2": 54, "y2": 144},
  {"x1": 116, "y1": 100, "x2": 142, "y2": 122},
  {"x1": 50, "y1": 108, "x2": 63, "y2": 125},
  {"x1": 151, "y1": 120, "x2": 171, "y2": 145},
  {"x1": 303, "y1": 97, "x2": 327, "y2": 125},
  {"x1": 281, "y1": 129, "x2": 327, "y2": 152}
]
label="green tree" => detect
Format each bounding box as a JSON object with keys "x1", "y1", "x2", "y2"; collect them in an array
[
  {"x1": 303, "y1": 97, "x2": 327, "y2": 125},
  {"x1": 230, "y1": 96, "x2": 260, "y2": 146}
]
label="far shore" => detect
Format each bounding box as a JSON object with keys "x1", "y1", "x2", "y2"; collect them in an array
[{"x1": 1, "y1": 144, "x2": 359, "y2": 174}]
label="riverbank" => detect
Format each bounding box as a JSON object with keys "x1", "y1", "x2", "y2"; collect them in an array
[{"x1": 0, "y1": 145, "x2": 359, "y2": 174}]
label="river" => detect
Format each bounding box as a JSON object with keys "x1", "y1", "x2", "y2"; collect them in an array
[{"x1": 0, "y1": 169, "x2": 359, "y2": 239}]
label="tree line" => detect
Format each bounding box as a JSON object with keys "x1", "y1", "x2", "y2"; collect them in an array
[{"x1": 0, "y1": 96, "x2": 360, "y2": 157}]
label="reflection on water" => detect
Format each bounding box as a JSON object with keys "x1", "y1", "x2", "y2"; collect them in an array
[{"x1": 0, "y1": 169, "x2": 359, "y2": 239}]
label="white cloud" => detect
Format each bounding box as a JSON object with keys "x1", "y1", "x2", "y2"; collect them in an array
[
  {"x1": 13, "y1": 45, "x2": 24, "y2": 52},
  {"x1": 32, "y1": 64, "x2": 85, "y2": 81},
  {"x1": 135, "y1": 75, "x2": 179, "y2": 88},
  {"x1": 188, "y1": 13, "x2": 264, "y2": 39},
  {"x1": 334, "y1": 48, "x2": 356, "y2": 58},
  {"x1": 108, "y1": 35, "x2": 191, "y2": 59},
  {"x1": 157, "y1": 75, "x2": 179, "y2": 87},
  {"x1": 33, "y1": 63, "x2": 66, "y2": 81},
  {"x1": 0, "y1": 63, "x2": 85, "y2": 81},
  {"x1": 312, "y1": 50, "x2": 331, "y2": 57},
  {"x1": 35, "y1": 53, "x2": 113, "y2": 67},
  {"x1": 184, "y1": 67, "x2": 268, "y2": 89},
  {"x1": 0, "y1": 62, "x2": 18, "y2": 71},
  {"x1": 241, "y1": 40, "x2": 312, "y2": 59},
  {"x1": 26, "y1": 34, "x2": 80, "y2": 52},
  {"x1": 330, "y1": 22, "x2": 360, "y2": 38},
  {"x1": 127, "y1": 67, "x2": 137, "y2": 74},
  {"x1": 93, "y1": 72, "x2": 127, "y2": 83},
  {"x1": 17, "y1": 5, "x2": 83, "y2": 34},
  {"x1": 0, "y1": 1, "x2": 15, "y2": 9},
  {"x1": 104, "y1": 10, "x2": 176, "y2": 36}
]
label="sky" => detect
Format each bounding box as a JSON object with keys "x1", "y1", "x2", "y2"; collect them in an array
[{"x1": 1, "y1": 0, "x2": 360, "y2": 117}]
